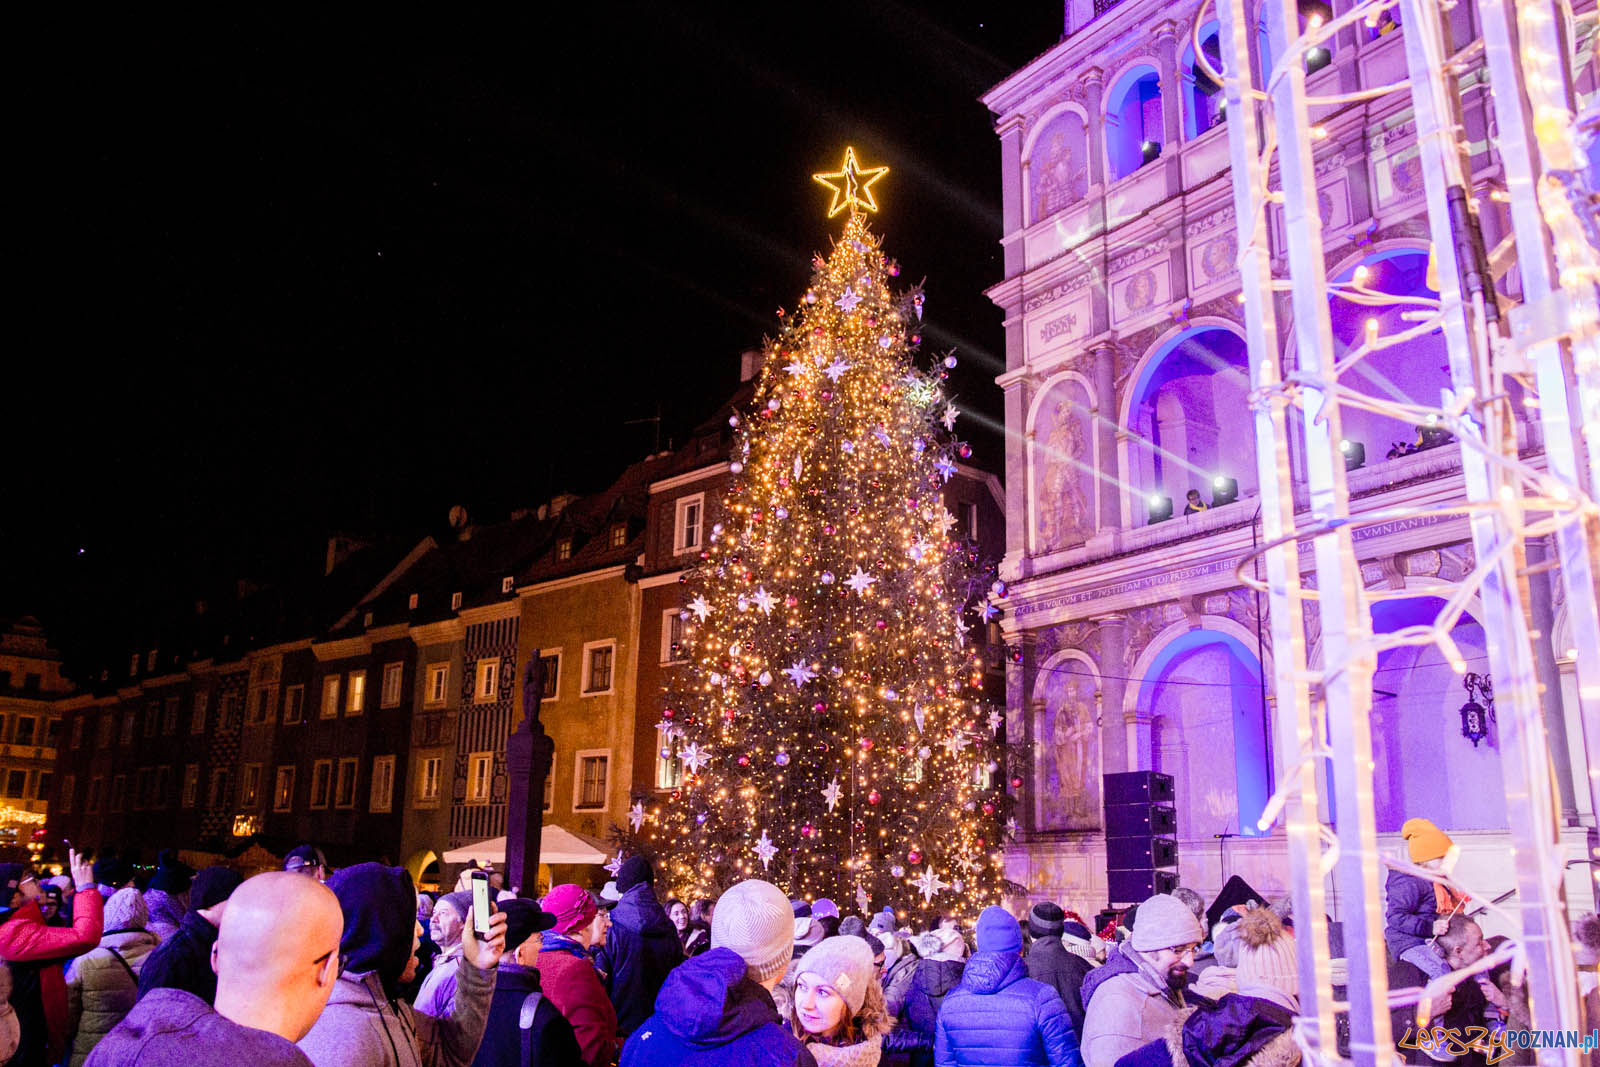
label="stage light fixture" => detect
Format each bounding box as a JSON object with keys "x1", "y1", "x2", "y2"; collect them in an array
[
  {"x1": 1140, "y1": 140, "x2": 1162, "y2": 164},
  {"x1": 1147, "y1": 494, "x2": 1174, "y2": 524},
  {"x1": 1305, "y1": 46, "x2": 1332, "y2": 73},
  {"x1": 1339, "y1": 438, "x2": 1366, "y2": 470},
  {"x1": 1211, "y1": 475, "x2": 1239, "y2": 506}
]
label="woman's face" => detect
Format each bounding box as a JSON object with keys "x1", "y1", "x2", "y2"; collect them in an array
[
  {"x1": 794, "y1": 972, "x2": 848, "y2": 1037},
  {"x1": 669, "y1": 902, "x2": 688, "y2": 931}
]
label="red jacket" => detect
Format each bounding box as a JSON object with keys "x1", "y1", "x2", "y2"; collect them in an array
[
  {"x1": 0, "y1": 889, "x2": 104, "y2": 1064},
  {"x1": 539, "y1": 937, "x2": 620, "y2": 1066}
]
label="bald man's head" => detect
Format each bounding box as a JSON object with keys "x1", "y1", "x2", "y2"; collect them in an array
[{"x1": 213, "y1": 872, "x2": 344, "y2": 1042}]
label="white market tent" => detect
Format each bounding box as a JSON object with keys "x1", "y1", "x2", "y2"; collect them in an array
[{"x1": 441, "y1": 825, "x2": 610, "y2": 867}]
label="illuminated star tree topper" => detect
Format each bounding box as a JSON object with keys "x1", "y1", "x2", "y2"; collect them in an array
[{"x1": 812, "y1": 146, "x2": 890, "y2": 218}]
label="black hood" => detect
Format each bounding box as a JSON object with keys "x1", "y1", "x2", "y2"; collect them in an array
[
  {"x1": 1207, "y1": 875, "x2": 1268, "y2": 932},
  {"x1": 328, "y1": 862, "x2": 416, "y2": 999},
  {"x1": 655, "y1": 948, "x2": 781, "y2": 1048}
]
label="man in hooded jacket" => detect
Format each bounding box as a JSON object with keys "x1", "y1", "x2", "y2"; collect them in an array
[
  {"x1": 297, "y1": 862, "x2": 506, "y2": 1067},
  {"x1": 0, "y1": 852, "x2": 104, "y2": 1067},
  {"x1": 595, "y1": 857, "x2": 682, "y2": 1039},
  {"x1": 137, "y1": 866, "x2": 244, "y2": 1005},
  {"x1": 936, "y1": 906, "x2": 1081, "y2": 1067}
]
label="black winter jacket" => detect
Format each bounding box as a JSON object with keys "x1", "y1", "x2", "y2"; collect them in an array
[
  {"x1": 596, "y1": 885, "x2": 684, "y2": 1038},
  {"x1": 1026, "y1": 938, "x2": 1094, "y2": 1037},
  {"x1": 136, "y1": 913, "x2": 220, "y2": 1005}
]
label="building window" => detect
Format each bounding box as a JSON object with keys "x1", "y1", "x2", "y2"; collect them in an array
[
  {"x1": 4, "y1": 771, "x2": 26, "y2": 798},
  {"x1": 467, "y1": 752, "x2": 493, "y2": 804},
  {"x1": 474, "y1": 659, "x2": 499, "y2": 704},
  {"x1": 163, "y1": 696, "x2": 180, "y2": 734},
  {"x1": 656, "y1": 726, "x2": 683, "y2": 790},
  {"x1": 661, "y1": 610, "x2": 687, "y2": 664},
  {"x1": 370, "y1": 755, "x2": 395, "y2": 812},
  {"x1": 609, "y1": 523, "x2": 627, "y2": 548},
  {"x1": 120, "y1": 710, "x2": 135, "y2": 745},
  {"x1": 207, "y1": 768, "x2": 231, "y2": 810},
  {"x1": 35, "y1": 772, "x2": 51, "y2": 801},
  {"x1": 143, "y1": 703, "x2": 159, "y2": 738},
  {"x1": 556, "y1": 538, "x2": 573, "y2": 561},
  {"x1": 181, "y1": 765, "x2": 199, "y2": 808},
  {"x1": 155, "y1": 765, "x2": 171, "y2": 808},
  {"x1": 582, "y1": 641, "x2": 615, "y2": 695},
  {"x1": 97, "y1": 714, "x2": 114, "y2": 748},
  {"x1": 284, "y1": 685, "x2": 305, "y2": 724},
  {"x1": 335, "y1": 759, "x2": 358, "y2": 808},
  {"x1": 248, "y1": 687, "x2": 275, "y2": 726},
  {"x1": 15, "y1": 717, "x2": 35, "y2": 747},
  {"x1": 46, "y1": 718, "x2": 60, "y2": 748},
  {"x1": 274, "y1": 766, "x2": 296, "y2": 811},
  {"x1": 129, "y1": 652, "x2": 140, "y2": 678},
  {"x1": 417, "y1": 756, "x2": 442, "y2": 805},
  {"x1": 501, "y1": 575, "x2": 515, "y2": 594},
  {"x1": 239, "y1": 764, "x2": 262, "y2": 808},
  {"x1": 146, "y1": 649, "x2": 158, "y2": 672},
  {"x1": 574, "y1": 751, "x2": 609, "y2": 811},
  {"x1": 87, "y1": 776, "x2": 104, "y2": 813},
  {"x1": 310, "y1": 760, "x2": 333, "y2": 809},
  {"x1": 674, "y1": 494, "x2": 705, "y2": 554},
  {"x1": 538, "y1": 653, "x2": 560, "y2": 700},
  {"x1": 133, "y1": 768, "x2": 151, "y2": 809},
  {"x1": 191, "y1": 692, "x2": 209, "y2": 734},
  {"x1": 110, "y1": 774, "x2": 127, "y2": 812},
  {"x1": 961, "y1": 501, "x2": 980, "y2": 540},
  {"x1": 1107, "y1": 66, "x2": 1163, "y2": 181},
  {"x1": 346, "y1": 671, "x2": 366, "y2": 715},
  {"x1": 381, "y1": 663, "x2": 404, "y2": 708},
  {"x1": 60, "y1": 774, "x2": 75, "y2": 813},
  {"x1": 70, "y1": 716, "x2": 84, "y2": 749},
  {"x1": 425, "y1": 664, "x2": 449, "y2": 706},
  {"x1": 320, "y1": 677, "x2": 340, "y2": 719}
]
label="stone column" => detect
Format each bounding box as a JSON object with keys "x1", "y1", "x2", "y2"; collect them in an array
[
  {"x1": 1155, "y1": 21, "x2": 1184, "y2": 195},
  {"x1": 1097, "y1": 615, "x2": 1130, "y2": 774},
  {"x1": 998, "y1": 115, "x2": 1027, "y2": 278},
  {"x1": 1081, "y1": 67, "x2": 1107, "y2": 191},
  {"x1": 1093, "y1": 343, "x2": 1120, "y2": 534},
  {"x1": 506, "y1": 652, "x2": 556, "y2": 894},
  {"x1": 1006, "y1": 631, "x2": 1041, "y2": 834},
  {"x1": 1004, "y1": 381, "x2": 1030, "y2": 563}
]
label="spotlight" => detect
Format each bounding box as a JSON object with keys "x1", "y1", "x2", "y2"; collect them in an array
[
  {"x1": 1147, "y1": 494, "x2": 1174, "y2": 524},
  {"x1": 1305, "y1": 46, "x2": 1332, "y2": 73},
  {"x1": 1211, "y1": 475, "x2": 1239, "y2": 506},
  {"x1": 1298, "y1": 0, "x2": 1333, "y2": 24},
  {"x1": 1140, "y1": 140, "x2": 1162, "y2": 164},
  {"x1": 1416, "y1": 416, "x2": 1452, "y2": 450},
  {"x1": 1339, "y1": 439, "x2": 1366, "y2": 471}
]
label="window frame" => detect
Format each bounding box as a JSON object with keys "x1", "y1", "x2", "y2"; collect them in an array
[
  {"x1": 273, "y1": 765, "x2": 296, "y2": 812},
  {"x1": 181, "y1": 765, "x2": 199, "y2": 808},
  {"x1": 320, "y1": 676, "x2": 341, "y2": 719},
  {"x1": 207, "y1": 767, "x2": 231, "y2": 810},
  {"x1": 416, "y1": 754, "x2": 442, "y2": 807},
  {"x1": 240, "y1": 763, "x2": 263, "y2": 808},
  {"x1": 60, "y1": 774, "x2": 76, "y2": 813},
  {"x1": 163, "y1": 696, "x2": 180, "y2": 735},
  {"x1": 14, "y1": 715, "x2": 37, "y2": 747},
  {"x1": 247, "y1": 686, "x2": 276, "y2": 726},
  {"x1": 70, "y1": 715, "x2": 84, "y2": 749},
  {"x1": 310, "y1": 760, "x2": 333, "y2": 809},
  {"x1": 660, "y1": 609, "x2": 687, "y2": 664},
  {"x1": 154, "y1": 765, "x2": 171, "y2": 809},
  {"x1": 283, "y1": 684, "x2": 305, "y2": 724},
  {"x1": 466, "y1": 751, "x2": 493, "y2": 804},
  {"x1": 572, "y1": 749, "x2": 610, "y2": 812},
  {"x1": 88, "y1": 776, "x2": 105, "y2": 813},
  {"x1": 581, "y1": 640, "x2": 617, "y2": 696},
  {"x1": 425, "y1": 663, "x2": 449, "y2": 707},
  {"x1": 674, "y1": 493, "x2": 705, "y2": 555},
  {"x1": 473, "y1": 659, "x2": 499, "y2": 704},
  {"x1": 191, "y1": 692, "x2": 209, "y2": 734},
  {"x1": 345, "y1": 671, "x2": 366, "y2": 716},
  {"x1": 119, "y1": 709, "x2": 136, "y2": 745},
  {"x1": 370, "y1": 755, "x2": 395, "y2": 812},
  {"x1": 380, "y1": 662, "x2": 404, "y2": 709},
  {"x1": 334, "y1": 758, "x2": 359, "y2": 808},
  {"x1": 538, "y1": 651, "x2": 561, "y2": 701},
  {"x1": 110, "y1": 773, "x2": 127, "y2": 812}
]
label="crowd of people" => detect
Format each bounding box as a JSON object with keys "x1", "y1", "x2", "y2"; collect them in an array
[{"x1": 0, "y1": 819, "x2": 1594, "y2": 1067}]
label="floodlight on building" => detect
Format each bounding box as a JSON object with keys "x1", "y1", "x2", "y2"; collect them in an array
[
  {"x1": 1147, "y1": 494, "x2": 1174, "y2": 524},
  {"x1": 1140, "y1": 140, "x2": 1162, "y2": 164},
  {"x1": 1339, "y1": 438, "x2": 1367, "y2": 470},
  {"x1": 1306, "y1": 46, "x2": 1332, "y2": 73},
  {"x1": 1211, "y1": 475, "x2": 1239, "y2": 506}
]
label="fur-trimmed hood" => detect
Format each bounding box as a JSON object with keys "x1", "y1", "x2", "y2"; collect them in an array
[{"x1": 1134, "y1": 995, "x2": 1301, "y2": 1067}]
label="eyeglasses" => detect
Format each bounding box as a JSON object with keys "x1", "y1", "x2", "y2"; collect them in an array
[{"x1": 1172, "y1": 943, "x2": 1200, "y2": 959}]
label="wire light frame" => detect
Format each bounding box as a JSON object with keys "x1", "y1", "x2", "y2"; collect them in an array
[{"x1": 1199, "y1": 0, "x2": 1600, "y2": 1058}]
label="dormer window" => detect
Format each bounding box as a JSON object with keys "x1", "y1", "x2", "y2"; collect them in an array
[
  {"x1": 609, "y1": 523, "x2": 627, "y2": 549},
  {"x1": 557, "y1": 539, "x2": 573, "y2": 561}
]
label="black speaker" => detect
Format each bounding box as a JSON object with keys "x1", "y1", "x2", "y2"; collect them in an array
[
  {"x1": 1106, "y1": 835, "x2": 1179, "y2": 870},
  {"x1": 1105, "y1": 802, "x2": 1177, "y2": 837},
  {"x1": 1103, "y1": 771, "x2": 1175, "y2": 805},
  {"x1": 1109, "y1": 868, "x2": 1179, "y2": 903}
]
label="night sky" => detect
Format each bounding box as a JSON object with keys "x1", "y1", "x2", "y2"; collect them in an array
[{"x1": 9, "y1": 6, "x2": 1062, "y2": 655}]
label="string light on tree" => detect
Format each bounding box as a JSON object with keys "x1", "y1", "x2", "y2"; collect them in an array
[{"x1": 643, "y1": 148, "x2": 1015, "y2": 915}]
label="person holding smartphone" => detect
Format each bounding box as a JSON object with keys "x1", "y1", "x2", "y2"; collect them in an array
[
  {"x1": 298, "y1": 863, "x2": 507, "y2": 1067},
  {"x1": 0, "y1": 849, "x2": 105, "y2": 1066}
]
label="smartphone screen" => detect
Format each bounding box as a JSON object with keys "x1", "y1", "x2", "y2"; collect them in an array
[{"x1": 470, "y1": 871, "x2": 493, "y2": 936}]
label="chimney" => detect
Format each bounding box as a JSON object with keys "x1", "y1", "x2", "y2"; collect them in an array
[{"x1": 739, "y1": 348, "x2": 763, "y2": 382}]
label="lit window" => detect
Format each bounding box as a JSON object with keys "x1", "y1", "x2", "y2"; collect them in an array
[
  {"x1": 283, "y1": 685, "x2": 305, "y2": 724},
  {"x1": 557, "y1": 539, "x2": 573, "y2": 561},
  {"x1": 425, "y1": 664, "x2": 449, "y2": 706},
  {"x1": 381, "y1": 663, "x2": 404, "y2": 709},
  {"x1": 181, "y1": 765, "x2": 199, "y2": 808},
  {"x1": 501, "y1": 576, "x2": 515, "y2": 594},
  {"x1": 610, "y1": 523, "x2": 627, "y2": 548},
  {"x1": 370, "y1": 755, "x2": 395, "y2": 812},
  {"x1": 451, "y1": 591, "x2": 463, "y2": 611},
  {"x1": 274, "y1": 766, "x2": 296, "y2": 811},
  {"x1": 335, "y1": 759, "x2": 358, "y2": 808},
  {"x1": 320, "y1": 677, "x2": 340, "y2": 719},
  {"x1": 467, "y1": 752, "x2": 493, "y2": 803},
  {"x1": 241, "y1": 764, "x2": 262, "y2": 808},
  {"x1": 539, "y1": 654, "x2": 560, "y2": 700},
  {"x1": 575, "y1": 752, "x2": 609, "y2": 810},
  {"x1": 417, "y1": 756, "x2": 441, "y2": 804},
  {"x1": 474, "y1": 659, "x2": 499, "y2": 704},
  {"x1": 583, "y1": 642, "x2": 615, "y2": 694},
  {"x1": 675, "y1": 495, "x2": 704, "y2": 554},
  {"x1": 346, "y1": 672, "x2": 366, "y2": 715},
  {"x1": 310, "y1": 760, "x2": 333, "y2": 809}
]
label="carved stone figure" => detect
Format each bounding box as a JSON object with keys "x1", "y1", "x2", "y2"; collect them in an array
[{"x1": 1038, "y1": 400, "x2": 1090, "y2": 550}]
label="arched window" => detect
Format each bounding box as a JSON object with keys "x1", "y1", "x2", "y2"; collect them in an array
[
  {"x1": 1182, "y1": 23, "x2": 1226, "y2": 140},
  {"x1": 1106, "y1": 65, "x2": 1163, "y2": 181},
  {"x1": 1126, "y1": 326, "x2": 1255, "y2": 522}
]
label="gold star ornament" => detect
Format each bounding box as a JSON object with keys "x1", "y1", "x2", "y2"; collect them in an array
[{"x1": 812, "y1": 147, "x2": 889, "y2": 218}]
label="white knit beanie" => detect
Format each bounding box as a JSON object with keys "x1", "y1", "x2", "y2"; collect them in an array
[
  {"x1": 1234, "y1": 908, "x2": 1299, "y2": 1000},
  {"x1": 104, "y1": 886, "x2": 148, "y2": 933},
  {"x1": 712, "y1": 880, "x2": 794, "y2": 983},
  {"x1": 794, "y1": 936, "x2": 878, "y2": 1015},
  {"x1": 1129, "y1": 894, "x2": 1205, "y2": 952}
]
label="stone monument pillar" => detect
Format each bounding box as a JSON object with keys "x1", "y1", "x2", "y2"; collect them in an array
[{"x1": 505, "y1": 651, "x2": 556, "y2": 894}]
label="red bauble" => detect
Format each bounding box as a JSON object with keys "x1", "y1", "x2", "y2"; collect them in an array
[
  {"x1": 976, "y1": 837, "x2": 987, "y2": 848},
  {"x1": 907, "y1": 849, "x2": 922, "y2": 864},
  {"x1": 737, "y1": 754, "x2": 750, "y2": 766},
  {"x1": 867, "y1": 790, "x2": 882, "y2": 806},
  {"x1": 823, "y1": 524, "x2": 836, "y2": 536},
  {"x1": 860, "y1": 737, "x2": 875, "y2": 751},
  {"x1": 982, "y1": 802, "x2": 995, "y2": 815},
  {"x1": 813, "y1": 702, "x2": 828, "y2": 714},
  {"x1": 1010, "y1": 775, "x2": 1024, "y2": 789},
  {"x1": 800, "y1": 822, "x2": 815, "y2": 838},
  {"x1": 662, "y1": 707, "x2": 676, "y2": 719},
  {"x1": 854, "y1": 820, "x2": 866, "y2": 832},
  {"x1": 874, "y1": 619, "x2": 888, "y2": 631}
]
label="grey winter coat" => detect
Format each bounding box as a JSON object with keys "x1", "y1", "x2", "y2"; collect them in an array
[
  {"x1": 297, "y1": 958, "x2": 496, "y2": 1067},
  {"x1": 66, "y1": 929, "x2": 160, "y2": 1066},
  {"x1": 1078, "y1": 949, "x2": 1191, "y2": 1067}
]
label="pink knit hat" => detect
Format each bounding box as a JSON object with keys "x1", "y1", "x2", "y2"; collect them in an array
[{"x1": 541, "y1": 883, "x2": 598, "y2": 935}]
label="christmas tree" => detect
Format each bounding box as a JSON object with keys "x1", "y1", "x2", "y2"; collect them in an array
[{"x1": 638, "y1": 149, "x2": 1012, "y2": 920}]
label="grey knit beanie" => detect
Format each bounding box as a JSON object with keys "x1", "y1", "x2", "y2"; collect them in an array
[
  {"x1": 794, "y1": 935, "x2": 878, "y2": 1015},
  {"x1": 1130, "y1": 894, "x2": 1204, "y2": 952},
  {"x1": 712, "y1": 879, "x2": 794, "y2": 983}
]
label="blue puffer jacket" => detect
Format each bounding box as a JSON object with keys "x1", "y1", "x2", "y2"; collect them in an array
[
  {"x1": 619, "y1": 948, "x2": 817, "y2": 1067},
  {"x1": 598, "y1": 885, "x2": 684, "y2": 1037},
  {"x1": 934, "y1": 950, "x2": 1083, "y2": 1067},
  {"x1": 1383, "y1": 869, "x2": 1436, "y2": 957}
]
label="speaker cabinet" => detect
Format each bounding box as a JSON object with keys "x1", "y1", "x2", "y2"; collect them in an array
[
  {"x1": 1105, "y1": 802, "x2": 1177, "y2": 837},
  {"x1": 1102, "y1": 771, "x2": 1176, "y2": 806},
  {"x1": 1108, "y1": 868, "x2": 1179, "y2": 903},
  {"x1": 1106, "y1": 835, "x2": 1179, "y2": 870}
]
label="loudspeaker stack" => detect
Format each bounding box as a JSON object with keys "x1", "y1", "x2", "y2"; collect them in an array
[{"x1": 1103, "y1": 771, "x2": 1178, "y2": 904}]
